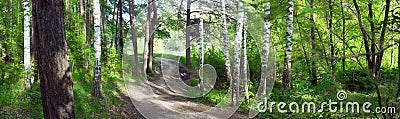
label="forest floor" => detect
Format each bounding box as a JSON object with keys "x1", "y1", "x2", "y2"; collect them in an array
[{"x1": 119, "y1": 57, "x2": 254, "y2": 119}]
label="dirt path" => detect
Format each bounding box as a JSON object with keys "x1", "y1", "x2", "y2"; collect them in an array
[{"x1": 121, "y1": 57, "x2": 257, "y2": 119}]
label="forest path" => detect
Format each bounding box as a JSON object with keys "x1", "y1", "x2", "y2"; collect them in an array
[{"x1": 123, "y1": 57, "x2": 255, "y2": 119}]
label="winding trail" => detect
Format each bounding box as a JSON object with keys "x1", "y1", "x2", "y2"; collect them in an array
[{"x1": 124, "y1": 57, "x2": 256, "y2": 119}]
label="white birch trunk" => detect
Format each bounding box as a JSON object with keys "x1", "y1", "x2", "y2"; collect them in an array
[
  {"x1": 232, "y1": 0, "x2": 245, "y2": 106},
  {"x1": 283, "y1": 0, "x2": 294, "y2": 88},
  {"x1": 241, "y1": 13, "x2": 249, "y2": 103},
  {"x1": 222, "y1": 0, "x2": 232, "y2": 87},
  {"x1": 93, "y1": 0, "x2": 102, "y2": 97},
  {"x1": 23, "y1": 0, "x2": 31, "y2": 89},
  {"x1": 199, "y1": 0, "x2": 205, "y2": 96},
  {"x1": 259, "y1": 2, "x2": 271, "y2": 96}
]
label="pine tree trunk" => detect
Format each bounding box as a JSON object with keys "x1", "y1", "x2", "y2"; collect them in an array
[
  {"x1": 221, "y1": 0, "x2": 232, "y2": 87},
  {"x1": 130, "y1": 0, "x2": 140, "y2": 75},
  {"x1": 232, "y1": 0, "x2": 245, "y2": 106},
  {"x1": 185, "y1": 0, "x2": 191, "y2": 66},
  {"x1": 32, "y1": 0, "x2": 76, "y2": 117},
  {"x1": 23, "y1": 0, "x2": 31, "y2": 89},
  {"x1": 143, "y1": 0, "x2": 152, "y2": 74},
  {"x1": 283, "y1": 0, "x2": 294, "y2": 88},
  {"x1": 93, "y1": 0, "x2": 102, "y2": 97},
  {"x1": 199, "y1": 0, "x2": 205, "y2": 96}
]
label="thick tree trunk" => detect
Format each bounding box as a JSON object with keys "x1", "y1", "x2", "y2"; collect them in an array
[
  {"x1": 23, "y1": 0, "x2": 31, "y2": 89},
  {"x1": 130, "y1": 0, "x2": 140, "y2": 75},
  {"x1": 148, "y1": 0, "x2": 157, "y2": 72},
  {"x1": 93, "y1": 0, "x2": 102, "y2": 97},
  {"x1": 32, "y1": 0, "x2": 76, "y2": 117},
  {"x1": 232, "y1": 0, "x2": 244, "y2": 106},
  {"x1": 143, "y1": 0, "x2": 152, "y2": 74},
  {"x1": 310, "y1": 0, "x2": 317, "y2": 86},
  {"x1": 221, "y1": 0, "x2": 231, "y2": 86},
  {"x1": 199, "y1": 0, "x2": 205, "y2": 96},
  {"x1": 185, "y1": 0, "x2": 191, "y2": 66},
  {"x1": 283, "y1": 0, "x2": 294, "y2": 88}
]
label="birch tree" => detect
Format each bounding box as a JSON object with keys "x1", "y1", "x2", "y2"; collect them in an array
[
  {"x1": 259, "y1": 2, "x2": 270, "y2": 96},
  {"x1": 32, "y1": 0, "x2": 76, "y2": 117},
  {"x1": 222, "y1": 0, "x2": 232, "y2": 85},
  {"x1": 241, "y1": 13, "x2": 249, "y2": 103},
  {"x1": 199, "y1": 0, "x2": 205, "y2": 96},
  {"x1": 93, "y1": 0, "x2": 102, "y2": 97},
  {"x1": 23, "y1": 0, "x2": 31, "y2": 89},
  {"x1": 232, "y1": 0, "x2": 245, "y2": 106},
  {"x1": 283, "y1": 0, "x2": 294, "y2": 88}
]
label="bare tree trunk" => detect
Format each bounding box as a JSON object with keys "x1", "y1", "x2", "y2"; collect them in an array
[
  {"x1": 143, "y1": 0, "x2": 152, "y2": 74},
  {"x1": 221, "y1": 0, "x2": 231, "y2": 86},
  {"x1": 130, "y1": 0, "x2": 140, "y2": 75},
  {"x1": 328, "y1": 0, "x2": 335, "y2": 80},
  {"x1": 118, "y1": 0, "x2": 123, "y2": 58},
  {"x1": 283, "y1": 0, "x2": 294, "y2": 88},
  {"x1": 259, "y1": 2, "x2": 271, "y2": 97},
  {"x1": 341, "y1": 0, "x2": 345, "y2": 72},
  {"x1": 376, "y1": 0, "x2": 391, "y2": 76},
  {"x1": 241, "y1": 13, "x2": 249, "y2": 103},
  {"x1": 232, "y1": 0, "x2": 244, "y2": 106},
  {"x1": 310, "y1": 0, "x2": 317, "y2": 86},
  {"x1": 32, "y1": 0, "x2": 76, "y2": 117},
  {"x1": 101, "y1": 0, "x2": 108, "y2": 62},
  {"x1": 185, "y1": 0, "x2": 191, "y2": 66},
  {"x1": 23, "y1": 0, "x2": 31, "y2": 89},
  {"x1": 93, "y1": 0, "x2": 102, "y2": 97},
  {"x1": 148, "y1": 0, "x2": 157, "y2": 72},
  {"x1": 199, "y1": 0, "x2": 205, "y2": 96}
]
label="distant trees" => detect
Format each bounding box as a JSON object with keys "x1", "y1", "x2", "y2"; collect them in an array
[
  {"x1": 32, "y1": 0, "x2": 75, "y2": 117},
  {"x1": 23, "y1": 0, "x2": 31, "y2": 89}
]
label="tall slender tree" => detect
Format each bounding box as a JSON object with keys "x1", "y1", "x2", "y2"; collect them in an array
[
  {"x1": 32, "y1": 0, "x2": 75, "y2": 117},
  {"x1": 23, "y1": 0, "x2": 31, "y2": 89},
  {"x1": 232, "y1": 0, "x2": 245, "y2": 106},
  {"x1": 147, "y1": 0, "x2": 157, "y2": 71},
  {"x1": 221, "y1": 0, "x2": 232, "y2": 85},
  {"x1": 241, "y1": 13, "x2": 249, "y2": 103},
  {"x1": 310, "y1": 0, "x2": 317, "y2": 86},
  {"x1": 93, "y1": 0, "x2": 102, "y2": 97},
  {"x1": 260, "y1": 2, "x2": 270, "y2": 96},
  {"x1": 199, "y1": 0, "x2": 205, "y2": 96},
  {"x1": 186, "y1": 0, "x2": 191, "y2": 66},
  {"x1": 130, "y1": 0, "x2": 140, "y2": 75},
  {"x1": 283, "y1": 0, "x2": 294, "y2": 88}
]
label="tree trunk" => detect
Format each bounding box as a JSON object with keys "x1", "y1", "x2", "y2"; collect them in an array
[
  {"x1": 101, "y1": 0, "x2": 108, "y2": 62},
  {"x1": 260, "y1": 2, "x2": 270, "y2": 97},
  {"x1": 130, "y1": 0, "x2": 140, "y2": 75},
  {"x1": 185, "y1": 0, "x2": 191, "y2": 66},
  {"x1": 328, "y1": 0, "x2": 335, "y2": 80},
  {"x1": 341, "y1": 0, "x2": 346, "y2": 72},
  {"x1": 143, "y1": 0, "x2": 152, "y2": 74},
  {"x1": 221, "y1": 0, "x2": 232, "y2": 87},
  {"x1": 118, "y1": 0, "x2": 123, "y2": 59},
  {"x1": 23, "y1": 0, "x2": 31, "y2": 89},
  {"x1": 241, "y1": 13, "x2": 249, "y2": 103},
  {"x1": 148, "y1": 0, "x2": 157, "y2": 72},
  {"x1": 232, "y1": 0, "x2": 244, "y2": 106},
  {"x1": 283, "y1": 0, "x2": 294, "y2": 88},
  {"x1": 376, "y1": 0, "x2": 391, "y2": 77},
  {"x1": 93, "y1": 0, "x2": 102, "y2": 97},
  {"x1": 310, "y1": 0, "x2": 317, "y2": 86},
  {"x1": 32, "y1": 0, "x2": 76, "y2": 117},
  {"x1": 199, "y1": 0, "x2": 205, "y2": 96}
]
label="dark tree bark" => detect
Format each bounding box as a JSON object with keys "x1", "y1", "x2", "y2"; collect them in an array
[
  {"x1": 310, "y1": 0, "x2": 317, "y2": 86},
  {"x1": 185, "y1": 0, "x2": 191, "y2": 66},
  {"x1": 101, "y1": 0, "x2": 108, "y2": 62},
  {"x1": 118, "y1": 0, "x2": 124, "y2": 59},
  {"x1": 328, "y1": 0, "x2": 335, "y2": 80},
  {"x1": 32, "y1": 0, "x2": 76, "y2": 118}
]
